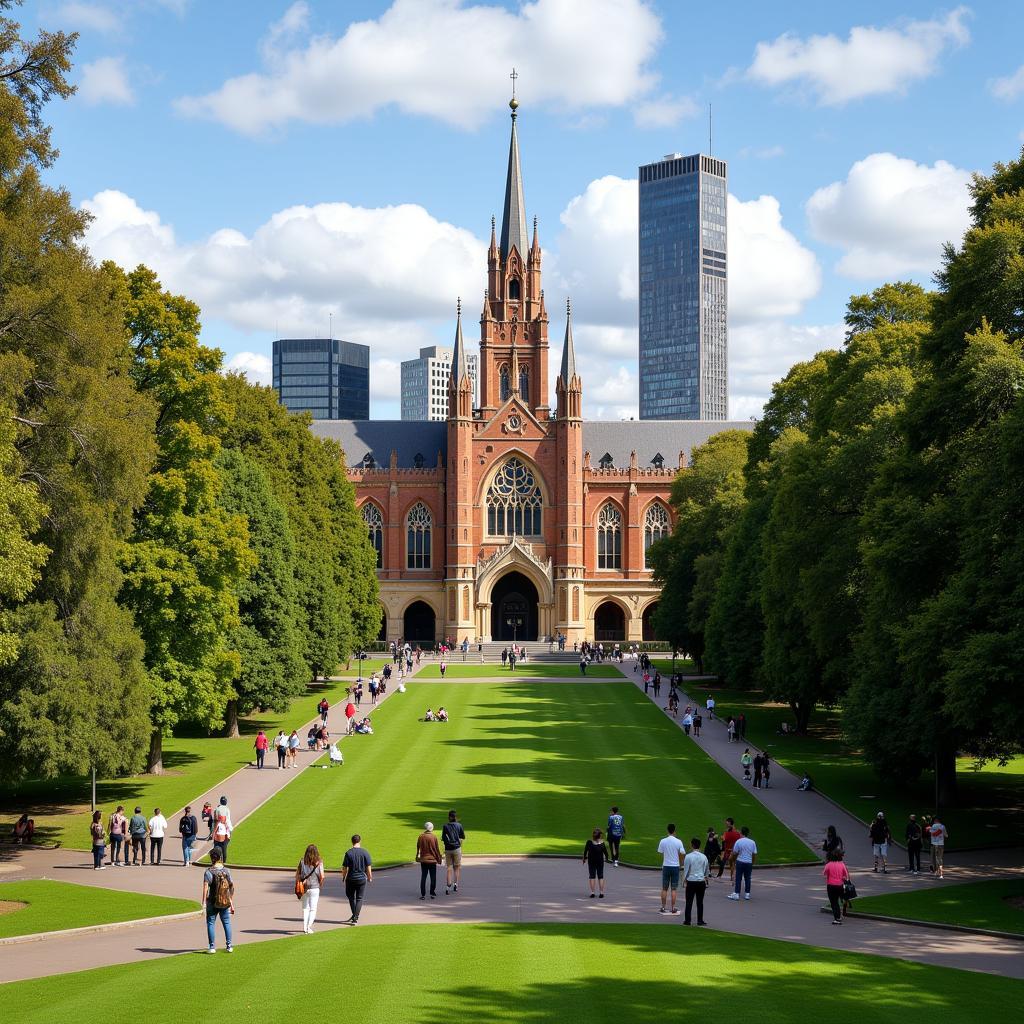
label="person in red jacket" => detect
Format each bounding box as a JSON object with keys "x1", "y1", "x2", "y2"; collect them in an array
[
  {"x1": 253, "y1": 730, "x2": 269, "y2": 770},
  {"x1": 720, "y1": 818, "x2": 741, "y2": 881}
]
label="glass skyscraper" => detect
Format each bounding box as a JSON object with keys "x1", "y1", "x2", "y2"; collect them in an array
[
  {"x1": 272, "y1": 338, "x2": 370, "y2": 420},
  {"x1": 638, "y1": 153, "x2": 728, "y2": 420}
]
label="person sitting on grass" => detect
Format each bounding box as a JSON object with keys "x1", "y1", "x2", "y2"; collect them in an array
[
  {"x1": 437, "y1": 707, "x2": 449, "y2": 722},
  {"x1": 356, "y1": 717, "x2": 373, "y2": 734},
  {"x1": 424, "y1": 708, "x2": 435, "y2": 722},
  {"x1": 797, "y1": 772, "x2": 813, "y2": 791},
  {"x1": 13, "y1": 813, "x2": 34, "y2": 844},
  {"x1": 307, "y1": 726, "x2": 318, "y2": 750}
]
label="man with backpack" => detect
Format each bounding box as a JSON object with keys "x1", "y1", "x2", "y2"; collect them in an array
[
  {"x1": 202, "y1": 848, "x2": 235, "y2": 953},
  {"x1": 607, "y1": 806, "x2": 625, "y2": 866},
  {"x1": 212, "y1": 796, "x2": 233, "y2": 864},
  {"x1": 442, "y1": 809, "x2": 466, "y2": 894},
  {"x1": 179, "y1": 805, "x2": 199, "y2": 867}
]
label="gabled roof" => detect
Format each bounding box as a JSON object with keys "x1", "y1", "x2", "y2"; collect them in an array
[
  {"x1": 310, "y1": 420, "x2": 447, "y2": 468},
  {"x1": 582, "y1": 420, "x2": 753, "y2": 467}
]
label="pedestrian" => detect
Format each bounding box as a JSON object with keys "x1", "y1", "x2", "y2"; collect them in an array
[
  {"x1": 579, "y1": 654, "x2": 587, "y2": 675},
  {"x1": 415, "y1": 822, "x2": 443, "y2": 900},
  {"x1": 89, "y1": 810, "x2": 106, "y2": 870},
  {"x1": 925, "y1": 815, "x2": 948, "y2": 878},
  {"x1": 442, "y1": 809, "x2": 466, "y2": 893},
  {"x1": 726, "y1": 717, "x2": 736, "y2": 742},
  {"x1": 508, "y1": 649, "x2": 517, "y2": 671},
  {"x1": 706, "y1": 696, "x2": 715, "y2": 720},
  {"x1": 727, "y1": 826, "x2": 757, "y2": 900},
  {"x1": 682, "y1": 837, "x2": 710, "y2": 925},
  {"x1": 762, "y1": 753, "x2": 772, "y2": 788},
  {"x1": 823, "y1": 850, "x2": 850, "y2": 925},
  {"x1": 148, "y1": 807, "x2": 168, "y2": 865},
  {"x1": 752, "y1": 753, "x2": 764, "y2": 789},
  {"x1": 294, "y1": 843, "x2": 325, "y2": 933},
  {"x1": 439, "y1": 658, "x2": 447, "y2": 678},
  {"x1": 740, "y1": 748, "x2": 753, "y2": 781},
  {"x1": 128, "y1": 805, "x2": 148, "y2": 865},
  {"x1": 905, "y1": 814, "x2": 923, "y2": 874},
  {"x1": 822, "y1": 825, "x2": 844, "y2": 859},
  {"x1": 201, "y1": 801, "x2": 214, "y2": 840},
  {"x1": 869, "y1": 812, "x2": 892, "y2": 873},
  {"x1": 202, "y1": 848, "x2": 234, "y2": 953},
  {"x1": 720, "y1": 818, "x2": 740, "y2": 880},
  {"x1": 703, "y1": 828, "x2": 722, "y2": 881},
  {"x1": 737, "y1": 713, "x2": 747, "y2": 739},
  {"x1": 606, "y1": 806, "x2": 625, "y2": 866},
  {"x1": 682, "y1": 710, "x2": 693, "y2": 735},
  {"x1": 319, "y1": 697, "x2": 330, "y2": 724},
  {"x1": 253, "y1": 729, "x2": 269, "y2": 769},
  {"x1": 108, "y1": 805, "x2": 127, "y2": 866},
  {"x1": 643, "y1": 672, "x2": 650, "y2": 694},
  {"x1": 501, "y1": 647, "x2": 508, "y2": 667},
  {"x1": 657, "y1": 823, "x2": 685, "y2": 915},
  {"x1": 341, "y1": 833, "x2": 373, "y2": 924},
  {"x1": 693, "y1": 713, "x2": 702, "y2": 737},
  {"x1": 273, "y1": 730, "x2": 287, "y2": 769},
  {"x1": 212, "y1": 796, "x2": 233, "y2": 864},
  {"x1": 288, "y1": 729, "x2": 300, "y2": 767},
  {"x1": 179, "y1": 805, "x2": 198, "y2": 867},
  {"x1": 583, "y1": 828, "x2": 610, "y2": 899}
]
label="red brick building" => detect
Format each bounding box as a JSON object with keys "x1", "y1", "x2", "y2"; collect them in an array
[{"x1": 311, "y1": 101, "x2": 749, "y2": 644}]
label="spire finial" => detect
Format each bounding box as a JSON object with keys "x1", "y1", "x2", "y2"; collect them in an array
[
  {"x1": 566, "y1": 297, "x2": 571, "y2": 317},
  {"x1": 456, "y1": 296, "x2": 461, "y2": 316},
  {"x1": 509, "y1": 67, "x2": 519, "y2": 114}
]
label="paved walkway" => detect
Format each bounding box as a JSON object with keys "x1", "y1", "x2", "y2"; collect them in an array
[{"x1": 1, "y1": 668, "x2": 1021, "y2": 986}]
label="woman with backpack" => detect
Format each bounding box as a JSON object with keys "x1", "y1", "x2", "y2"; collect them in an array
[
  {"x1": 202, "y1": 848, "x2": 235, "y2": 953},
  {"x1": 295, "y1": 844, "x2": 325, "y2": 933}
]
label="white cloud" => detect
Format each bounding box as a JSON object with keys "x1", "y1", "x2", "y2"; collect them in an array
[
  {"x1": 262, "y1": 1, "x2": 310, "y2": 59},
  {"x1": 78, "y1": 56, "x2": 134, "y2": 106},
  {"x1": 806, "y1": 152, "x2": 972, "y2": 278},
  {"x1": 225, "y1": 351, "x2": 272, "y2": 387},
  {"x1": 633, "y1": 93, "x2": 698, "y2": 129},
  {"x1": 176, "y1": 0, "x2": 663, "y2": 134},
  {"x1": 53, "y1": 2, "x2": 119, "y2": 33},
  {"x1": 747, "y1": 7, "x2": 970, "y2": 105},
  {"x1": 990, "y1": 64, "x2": 1024, "y2": 101}
]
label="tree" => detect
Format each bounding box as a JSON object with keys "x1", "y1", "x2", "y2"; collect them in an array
[{"x1": 845, "y1": 281, "x2": 932, "y2": 339}]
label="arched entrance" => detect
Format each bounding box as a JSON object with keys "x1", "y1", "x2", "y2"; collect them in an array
[
  {"x1": 490, "y1": 571, "x2": 539, "y2": 642},
  {"x1": 594, "y1": 601, "x2": 626, "y2": 642},
  {"x1": 403, "y1": 600, "x2": 436, "y2": 643},
  {"x1": 642, "y1": 602, "x2": 659, "y2": 641}
]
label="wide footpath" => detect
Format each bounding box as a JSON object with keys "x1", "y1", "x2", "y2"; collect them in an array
[{"x1": 0, "y1": 661, "x2": 1021, "y2": 985}]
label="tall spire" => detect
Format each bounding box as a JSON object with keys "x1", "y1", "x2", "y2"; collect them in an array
[
  {"x1": 560, "y1": 297, "x2": 577, "y2": 384},
  {"x1": 499, "y1": 70, "x2": 529, "y2": 261},
  {"x1": 450, "y1": 296, "x2": 467, "y2": 387}
]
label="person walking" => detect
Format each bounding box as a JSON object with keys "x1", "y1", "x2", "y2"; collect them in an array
[
  {"x1": 202, "y1": 848, "x2": 234, "y2": 953},
  {"x1": 693, "y1": 712, "x2": 702, "y2": 737},
  {"x1": 752, "y1": 753, "x2": 764, "y2": 789},
  {"x1": 727, "y1": 826, "x2": 757, "y2": 900},
  {"x1": 737, "y1": 713, "x2": 747, "y2": 739},
  {"x1": 212, "y1": 796, "x2": 233, "y2": 864},
  {"x1": 179, "y1": 805, "x2": 198, "y2": 867},
  {"x1": 415, "y1": 822, "x2": 443, "y2": 900},
  {"x1": 295, "y1": 843, "x2": 325, "y2": 933},
  {"x1": 682, "y1": 837, "x2": 710, "y2": 925},
  {"x1": 501, "y1": 647, "x2": 508, "y2": 667},
  {"x1": 606, "y1": 806, "x2": 625, "y2": 866},
  {"x1": 762, "y1": 752, "x2": 772, "y2": 788},
  {"x1": 726, "y1": 717, "x2": 736, "y2": 742},
  {"x1": 341, "y1": 834, "x2": 373, "y2": 924},
  {"x1": 822, "y1": 825, "x2": 844, "y2": 859},
  {"x1": 108, "y1": 805, "x2": 127, "y2": 866},
  {"x1": 740, "y1": 748, "x2": 753, "y2": 782},
  {"x1": 720, "y1": 818, "x2": 740, "y2": 880},
  {"x1": 579, "y1": 654, "x2": 588, "y2": 675},
  {"x1": 442, "y1": 810, "x2": 466, "y2": 893},
  {"x1": 288, "y1": 729, "x2": 300, "y2": 767},
  {"x1": 682, "y1": 710, "x2": 693, "y2": 735},
  {"x1": 148, "y1": 807, "x2": 168, "y2": 865},
  {"x1": 583, "y1": 828, "x2": 610, "y2": 899},
  {"x1": 706, "y1": 696, "x2": 715, "y2": 720},
  {"x1": 89, "y1": 810, "x2": 107, "y2": 870},
  {"x1": 439, "y1": 658, "x2": 447, "y2": 679},
  {"x1": 128, "y1": 806, "x2": 148, "y2": 865},
  {"x1": 253, "y1": 730, "x2": 269, "y2": 769},
  {"x1": 925, "y1": 815, "x2": 948, "y2": 878},
  {"x1": 703, "y1": 828, "x2": 722, "y2": 881},
  {"x1": 657, "y1": 823, "x2": 686, "y2": 915},
  {"x1": 273, "y1": 730, "x2": 287, "y2": 769},
  {"x1": 318, "y1": 697, "x2": 330, "y2": 724},
  {"x1": 508, "y1": 649, "x2": 517, "y2": 671},
  {"x1": 869, "y1": 812, "x2": 892, "y2": 873},
  {"x1": 905, "y1": 814, "x2": 923, "y2": 874},
  {"x1": 823, "y1": 850, "x2": 851, "y2": 925}
]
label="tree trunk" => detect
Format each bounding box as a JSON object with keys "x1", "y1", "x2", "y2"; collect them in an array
[
  {"x1": 791, "y1": 701, "x2": 812, "y2": 734},
  {"x1": 695, "y1": 655, "x2": 704, "y2": 675},
  {"x1": 146, "y1": 728, "x2": 163, "y2": 775},
  {"x1": 934, "y1": 744, "x2": 958, "y2": 809},
  {"x1": 223, "y1": 699, "x2": 240, "y2": 738}
]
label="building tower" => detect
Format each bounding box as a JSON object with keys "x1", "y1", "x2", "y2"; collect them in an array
[{"x1": 272, "y1": 337, "x2": 370, "y2": 419}]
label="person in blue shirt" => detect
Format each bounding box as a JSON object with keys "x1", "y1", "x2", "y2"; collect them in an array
[{"x1": 606, "y1": 806, "x2": 625, "y2": 866}]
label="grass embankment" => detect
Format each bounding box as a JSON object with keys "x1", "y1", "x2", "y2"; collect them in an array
[
  {"x1": 854, "y1": 878, "x2": 1024, "y2": 935},
  {"x1": 416, "y1": 663, "x2": 624, "y2": 678},
  {"x1": 0, "y1": 880, "x2": 195, "y2": 939},
  {"x1": 0, "y1": 678, "x2": 356, "y2": 851},
  {"x1": 228, "y1": 680, "x2": 810, "y2": 868},
  {"x1": 682, "y1": 684, "x2": 1024, "y2": 849},
  {"x1": 0, "y1": 923, "x2": 1017, "y2": 1020}
]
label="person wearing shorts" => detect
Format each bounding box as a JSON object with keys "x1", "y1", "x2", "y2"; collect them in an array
[
  {"x1": 657, "y1": 823, "x2": 685, "y2": 914},
  {"x1": 442, "y1": 810, "x2": 465, "y2": 894},
  {"x1": 869, "y1": 812, "x2": 892, "y2": 873},
  {"x1": 583, "y1": 828, "x2": 610, "y2": 899}
]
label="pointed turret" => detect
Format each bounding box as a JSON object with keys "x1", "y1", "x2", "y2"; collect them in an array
[
  {"x1": 559, "y1": 298, "x2": 578, "y2": 384},
  {"x1": 448, "y1": 297, "x2": 473, "y2": 420},
  {"x1": 499, "y1": 97, "x2": 529, "y2": 260},
  {"x1": 556, "y1": 297, "x2": 582, "y2": 420},
  {"x1": 450, "y1": 296, "x2": 467, "y2": 387}
]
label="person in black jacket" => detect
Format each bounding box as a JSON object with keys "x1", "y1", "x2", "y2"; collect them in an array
[
  {"x1": 822, "y1": 825, "x2": 843, "y2": 859},
  {"x1": 703, "y1": 828, "x2": 722, "y2": 880},
  {"x1": 869, "y1": 812, "x2": 893, "y2": 873},
  {"x1": 179, "y1": 806, "x2": 199, "y2": 867},
  {"x1": 583, "y1": 828, "x2": 611, "y2": 899},
  {"x1": 905, "y1": 814, "x2": 923, "y2": 874}
]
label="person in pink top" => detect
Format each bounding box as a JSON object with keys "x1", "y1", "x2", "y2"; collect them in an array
[
  {"x1": 822, "y1": 850, "x2": 851, "y2": 924},
  {"x1": 253, "y1": 730, "x2": 269, "y2": 770}
]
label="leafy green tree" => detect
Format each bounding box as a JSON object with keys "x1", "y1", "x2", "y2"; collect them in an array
[{"x1": 845, "y1": 281, "x2": 932, "y2": 339}]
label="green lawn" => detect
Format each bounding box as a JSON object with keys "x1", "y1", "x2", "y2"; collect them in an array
[
  {"x1": 335, "y1": 657, "x2": 392, "y2": 676},
  {"x1": 0, "y1": 880, "x2": 195, "y2": 939},
  {"x1": 0, "y1": 678, "x2": 355, "y2": 851},
  {"x1": 0, "y1": 923, "x2": 1018, "y2": 1020},
  {"x1": 854, "y1": 878, "x2": 1024, "y2": 935},
  {"x1": 682, "y1": 684, "x2": 1024, "y2": 850},
  {"x1": 649, "y1": 657, "x2": 696, "y2": 675},
  {"x1": 416, "y1": 662, "x2": 624, "y2": 678},
  {"x1": 227, "y1": 681, "x2": 810, "y2": 868}
]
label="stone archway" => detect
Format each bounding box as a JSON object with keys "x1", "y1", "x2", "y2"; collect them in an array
[
  {"x1": 642, "y1": 602, "x2": 659, "y2": 641},
  {"x1": 490, "y1": 571, "x2": 539, "y2": 642},
  {"x1": 403, "y1": 600, "x2": 436, "y2": 643},
  {"x1": 594, "y1": 600, "x2": 626, "y2": 642}
]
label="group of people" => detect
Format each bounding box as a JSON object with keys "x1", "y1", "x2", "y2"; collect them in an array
[
  {"x1": 500, "y1": 645, "x2": 529, "y2": 669},
  {"x1": 867, "y1": 811, "x2": 949, "y2": 878},
  {"x1": 739, "y1": 748, "x2": 772, "y2": 787},
  {"x1": 423, "y1": 707, "x2": 449, "y2": 722}
]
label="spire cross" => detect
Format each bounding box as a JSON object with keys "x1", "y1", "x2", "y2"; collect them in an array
[
  {"x1": 510, "y1": 67, "x2": 518, "y2": 98},
  {"x1": 457, "y1": 296, "x2": 461, "y2": 316}
]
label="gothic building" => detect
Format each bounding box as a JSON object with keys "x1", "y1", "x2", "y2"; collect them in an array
[{"x1": 311, "y1": 98, "x2": 750, "y2": 644}]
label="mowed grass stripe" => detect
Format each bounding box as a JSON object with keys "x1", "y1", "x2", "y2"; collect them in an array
[
  {"x1": 416, "y1": 662, "x2": 624, "y2": 678},
  {"x1": 227, "y1": 681, "x2": 811, "y2": 868}
]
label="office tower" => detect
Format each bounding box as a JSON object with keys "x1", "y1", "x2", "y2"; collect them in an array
[
  {"x1": 638, "y1": 153, "x2": 728, "y2": 420},
  {"x1": 272, "y1": 338, "x2": 370, "y2": 419},
  {"x1": 401, "y1": 345, "x2": 478, "y2": 421}
]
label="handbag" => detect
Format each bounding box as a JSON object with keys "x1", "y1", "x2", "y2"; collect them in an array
[
  {"x1": 295, "y1": 861, "x2": 318, "y2": 899},
  {"x1": 842, "y1": 878, "x2": 857, "y2": 901}
]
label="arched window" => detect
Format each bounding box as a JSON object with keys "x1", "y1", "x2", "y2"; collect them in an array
[
  {"x1": 362, "y1": 503, "x2": 383, "y2": 569},
  {"x1": 508, "y1": 278, "x2": 521, "y2": 300},
  {"x1": 644, "y1": 503, "x2": 670, "y2": 566},
  {"x1": 406, "y1": 502, "x2": 432, "y2": 569},
  {"x1": 499, "y1": 365, "x2": 511, "y2": 402},
  {"x1": 597, "y1": 503, "x2": 622, "y2": 570},
  {"x1": 519, "y1": 366, "x2": 529, "y2": 402},
  {"x1": 486, "y1": 457, "x2": 543, "y2": 536}
]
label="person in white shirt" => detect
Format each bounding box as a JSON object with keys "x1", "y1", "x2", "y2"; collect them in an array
[
  {"x1": 682, "y1": 837, "x2": 710, "y2": 925},
  {"x1": 706, "y1": 697, "x2": 715, "y2": 720},
  {"x1": 148, "y1": 808, "x2": 168, "y2": 865},
  {"x1": 926, "y1": 816, "x2": 948, "y2": 878},
  {"x1": 727, "y1": 826, "x2": 758, "y2": 900},
  {"x1": 657, "y1": 824, "x2": 686, "y2": 914}
]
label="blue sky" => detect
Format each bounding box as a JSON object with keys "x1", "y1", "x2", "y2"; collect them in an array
[{"x1": 27, "y1": 0, "x2": 1024, "y2": 418}]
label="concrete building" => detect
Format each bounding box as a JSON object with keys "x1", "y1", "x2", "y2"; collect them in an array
[
  {"x1": 638, "y1": 152, "x2": 728, "y2": 420},
  {"x1": 272, "y1": 338, "x2": 369, "y2": 419},
  {"x1": 401, "y1": 345, "x2": 479, "y2": 421}
]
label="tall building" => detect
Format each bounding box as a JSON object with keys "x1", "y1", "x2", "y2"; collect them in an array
[
  {"x1": 310, "y1": 94, "x2": 750, "y2": 644},
  {"x1": 401, "y1": 345, "x2": 479, "y2": 421},
  {"x1": 272, "y1": 338, "x2": 369, "y2": 419},
  {"x1": 638, "y1": 152, "x2": 728, "y2": 420}
]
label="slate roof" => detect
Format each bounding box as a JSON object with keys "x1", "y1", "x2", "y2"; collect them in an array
[
  {"x1": 310, "y1": 420, "x2": 447, "y2": 468},
  {"x1": 581, "y1": 420, "x2": 753, "y2": 468}
]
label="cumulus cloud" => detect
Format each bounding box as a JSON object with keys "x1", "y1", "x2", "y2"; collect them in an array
[
  {"x1": 990, "y1": 64, "x2": 1024, "y2": 101},
  {"x1": 633, "y1": 93, "x2": 698, "y2": 129},
  {"x1": 176, "y1": 0, "x2": 663, "y2": 134},
  {"x1": 806, "y1": 152, "x2": 972, "y2": 278},
  {"x1": 747, "y1": 7, "x2": 970, "y2": 105},
  {"x1": 78, "y1": 56, "x2": 134, "y2": 106},
  {"x1": 225, "y1": 351, "x2": 272, "y2": 386}
]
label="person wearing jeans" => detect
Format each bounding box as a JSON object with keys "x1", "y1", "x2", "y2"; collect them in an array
[
  {"x1": 90, "y1": 811, "x2": 106, "y2": 869},
  {"x1": 148, "y1": 807, "x2": 167, "y2": 865},
  {"x1": 727, "y1": 826, "x2": 757, "y2": 900},
  {"x1": 415, "y1": 822, "x2": 442, "y2": 900},
  {"x1": 179, "y1": 806, "x2": 198, "y2": 867},
  {"x1": 108, "y1": 806, "x2": 126, "y2": 866},
  {"x1": 341, "y1": 834, "x2": 372, "y2": 924},
  {"x1": 202, "y1": 848, "x2": 234, "y2": 952},
  {"x1": 822, "y1": 850, "x2": 850, "y2": 924},
  {"x1": 128, "y1": 806, "x2": 148, "y2": 865}
]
